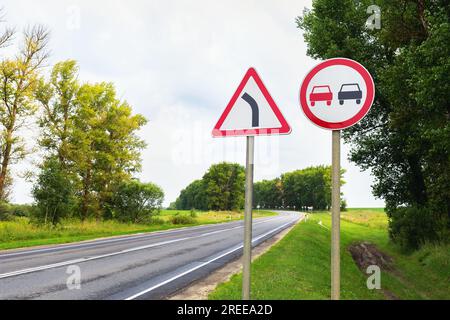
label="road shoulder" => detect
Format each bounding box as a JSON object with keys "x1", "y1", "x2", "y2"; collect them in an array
[{"x1": 168, "y1": 215, "x2": 302, "y2": 300}]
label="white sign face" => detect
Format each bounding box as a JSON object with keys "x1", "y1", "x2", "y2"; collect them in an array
[
  {"x1": 220, "y1": 76, "x2": 281, "y2": 130},
  {"x1": 213, "y1": 68, "x2": 291, "y2": 137},
  {"x1": 300, "y1": 58, "x2": 375, "y2": 130}
]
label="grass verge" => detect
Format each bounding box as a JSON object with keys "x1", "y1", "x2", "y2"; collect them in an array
[{"x1": 209, "y1": 208, "x2": 450, "y2": 300}]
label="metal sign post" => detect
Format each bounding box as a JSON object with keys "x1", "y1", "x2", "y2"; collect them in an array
[
  {"x1": 331, "y1": 130, "x2": 341, "y2": 300},
  {"x1": 299, "y1": 58, "x2": 375, "y2": 300},
  {"x1": 242, "y1": 136, "x2": 255, "y2": 300},
  {"x1": 212, "y1": 67, "x2": 291, "y2": 300}
]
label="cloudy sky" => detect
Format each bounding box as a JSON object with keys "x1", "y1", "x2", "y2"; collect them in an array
[{"x1": 2, "y1": 0, "x2": 384, "y2": 208}]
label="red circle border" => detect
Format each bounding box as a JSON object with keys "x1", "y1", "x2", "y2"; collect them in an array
[{"x1": 299, "y1": 58, "x2": 375, "y2": 130}]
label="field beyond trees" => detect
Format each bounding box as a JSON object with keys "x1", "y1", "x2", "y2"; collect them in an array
[
  {"x1": 209, "y1": 208, "x2": 450, "y2": 300},
  {"x1": 0, "y1": 209, "x2": 275, "y2": 251}
]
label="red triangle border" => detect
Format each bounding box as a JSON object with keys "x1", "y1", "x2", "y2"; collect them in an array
[{"x1": 212, "y1": 68, "x2": 291, "y2": 137}]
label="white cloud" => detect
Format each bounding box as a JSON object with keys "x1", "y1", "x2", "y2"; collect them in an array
[{"x1": 3, "y1": 0, "x2": 384, "y2": 208}]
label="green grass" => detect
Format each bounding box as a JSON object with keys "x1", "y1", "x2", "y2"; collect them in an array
[
  {"x1": 209, "y1": 208, "x2": 450, "y2": 300},
  {"x1": 0, "y1": 210, "x2": 276, "y2": 251}
]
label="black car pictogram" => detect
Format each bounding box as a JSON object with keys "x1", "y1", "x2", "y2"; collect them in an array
[{"x1": 338, "y1": 83, "x2": 362, "y2": 105}]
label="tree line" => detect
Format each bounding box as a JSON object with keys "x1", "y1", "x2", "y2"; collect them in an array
[
  {"x1": 174, "y1": 163, "x2": 345, "y2": 211},
  {"x1": 297, "y1": 0, "x2": 449, "y2": 250},
  {"x1": 254, "y1": 166, "x2": 346, "y2": 211},
  {"x1": 174, "y1": 163, "x2": 245, "y2": 211},
  {"x1": 0, "y1": 14, "x2": 164, "y2": 224}
]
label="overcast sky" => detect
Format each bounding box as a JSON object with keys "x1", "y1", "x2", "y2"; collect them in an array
[{"x1": 2, "y1": 0, "x2": 384, "y2": 208}]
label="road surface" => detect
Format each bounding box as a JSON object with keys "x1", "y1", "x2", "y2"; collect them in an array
[{"x1": 0, "y1": 211, "x2": 302, "y2": 300}]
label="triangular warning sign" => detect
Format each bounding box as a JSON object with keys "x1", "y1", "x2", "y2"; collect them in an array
[{"x1": 212, "y1": 68, "x2": 291, "y2": 137}]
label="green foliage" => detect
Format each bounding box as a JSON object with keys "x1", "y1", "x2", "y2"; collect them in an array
[
  {"x1": 170, "y1": 214, "x2": 197, "y2": 225},
  {"x1": 0, "y1": 26, "x2": 50, "y2": 201},
  {"x1": 148, "y1": 216, "x2": 166, "y2": 225},
  {"x1": 0, "y1": 202, "x2": 12, "y2": 221},
  {"x1": 167, "y1": 202, "x2": 177, "y2": 210},
  {"x1": 210, "y1": 209, "x2": 450, "y2": 300},
  {"x1": 111, "y1": 180, "x2": 164, "y2": 223},
  {"x1": 35, "y1": 60, "x2": 79, "y2": 165},
  {"x1": 203, "y1": 163, "x2": 245, "y2": 211},
  {"x1": 176, "y1": 165, "x2": 345, "y2": 212},
  {"x1": 175, "y1": 179, "x2": 208, "y2": 210},
  {"x1": 340, "y1": 199, "x2": 348, "y2": 212},
  {"x1": 253, "y1": 178, "x2": 283, "y2": 209},
  {"x1": 254, "y1": 166, "x2": 346, "y2": 210},
  {"x1": 70, "y1": 81, "x2": 148, "y2": 219},
  {"x1": 0, "y1": 202, "x2": 33, "y2": 221},
  {"x1": 34, "y1": 61, "x2": 149, "y2": 222},
  {"x1": 389, "y1": 206, "x2": 448, "y2": 251},
  {"x1": 175, "y1": 163, "x2": 245, "y2": 211},
  {"x1": 190, "y1": 208, "x2": 198, "y2": 218},
  {"x1": 0, "y1": 210, "x2": 276, "y2": 250},
  {"x1": 297, "y1": 0, "x2": 450, "y2": 248},
  {"x1": 32, "y1": 158, "x2": 75, "y2": 225}
]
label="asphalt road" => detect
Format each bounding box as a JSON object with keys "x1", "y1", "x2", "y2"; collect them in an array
[{"x1": 0, "y1": 211, "x2": 302, "y2": 300}]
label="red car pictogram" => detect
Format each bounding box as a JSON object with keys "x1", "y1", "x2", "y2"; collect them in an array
[{"x1": 310, "y1": 85, "x2": 333, "y2": 106}]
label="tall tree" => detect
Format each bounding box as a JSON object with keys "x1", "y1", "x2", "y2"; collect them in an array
[
  {"x1": 253, "y1": 179, "x2": 283, "y2": 209},
  {"x1": 35, "y1": 60, "x2": 79, "y2": 167},
  {"x1": 281, "y1": 166, "x2": 344, "y2": 210},
  {"x1": 297, "y1": 0, "x2": 449, "y2": 248},
  {"x1": 175, "y1": 163, "x2": 245, "y2": 211},
  {"x1": 203, "y1": 163, "x2": 245, "y2": 211},
  {"x1": 111, "y1": 180, "x2": 164, "y2": 223},
  {"x1": 175, "y1": 179, "x2": 208, "y2": 210},
  {"x1": 32, "y1": 157, "x2": 75, "y2": 225},
  {"x1": 0, "y1": 25, "x2": 49, "y2": 200},
  {"x1": 70, "y1": 82, "x2": 147, "y2": 219},
  {"x1": 33, "y1": 62, "x2": 148, "y2": 222}
]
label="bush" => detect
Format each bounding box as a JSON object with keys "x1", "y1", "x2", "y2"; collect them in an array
[
  {"x1": 0, "y1": 203, "x2": 33, "y2": 221},
  {"x1": 0, "y1": 202, "x2": 12, "y2": 221},
  {"x1": 111, "y1": 180, "x2": 164, "y2": 223},
  {"x1": 8, "y1": 204, "x2": 33, "y2": 217},
  {"x1": 190, "y1": 209, "x2": 198, "y2": 218},
  {"x1": 32, "y1": 158, "x2": 75, "y2": 225},
  {"x1": 389, "y1": 206, "x2": 446, "y2": 250},
  {"x1": 340, "y1": 199, "x2": 348, "y2": 212},
  {"x1": 170, "y1": 214, "x2": 197, "y2": 225},
  {"x1": 147, "y1": 216, "x2": 166, "y2": 225}
]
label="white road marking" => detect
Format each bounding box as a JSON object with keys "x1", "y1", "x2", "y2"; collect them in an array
[
  {"x1": 0, "y1": 216, "x2": 282, "y2": 258},
  {"x1": 0, "y1": 215, "x2": 292, "y2": 279},
  {"x1": 124, "y1": 219, "x2": 297, "y2": 300}
]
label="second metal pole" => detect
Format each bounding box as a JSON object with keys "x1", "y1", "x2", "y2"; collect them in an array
[
  {"x1": 331, "y1": 130, "x2": 341, "y2": 300},
  {"x1": 242, "y1": 136, "x2": 254, "y2": 300}
]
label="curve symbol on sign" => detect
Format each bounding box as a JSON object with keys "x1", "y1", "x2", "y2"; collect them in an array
[{"x1": 242, "y1": 92, "x2": 259, "y2": 127}]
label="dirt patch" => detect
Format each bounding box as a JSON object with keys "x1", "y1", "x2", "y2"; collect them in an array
[
  {"x1": 348, "y1": 242, "x2": 400, "y2": 300},
  {"x1": 168, "y1": 217, "x2": 303, "y2": 300},
  {"x1": 348, "y1": 242, "x2": 394, "y2": 272}
]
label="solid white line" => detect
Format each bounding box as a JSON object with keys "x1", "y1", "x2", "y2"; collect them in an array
[
  {"x1": 0, "y1": 216, "x2": 282, "y2": 258},
  {"x1": 0, "y1": 216, "x2": 290, "y2": 279},
  {"x1": 124, "y1": 219, "x2": 296, "y2": 300}
]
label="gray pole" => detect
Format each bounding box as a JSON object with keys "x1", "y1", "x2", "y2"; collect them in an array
[
  {"x1": 242, "y1": 135, "x2": 254, "y2": 300},
  {"x1": 331, "y1": 130, "x2": 341, "y2": 300}
]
